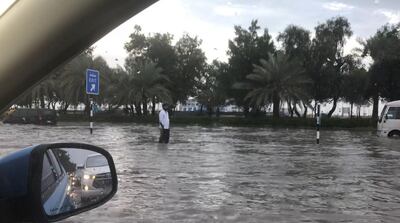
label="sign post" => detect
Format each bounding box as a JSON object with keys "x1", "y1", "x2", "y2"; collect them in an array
[
  {"x1": 316, "y1": 104, "x2": 321, "y2": 144},
  {"x1": 86, "y1": 69, "x2": 100, "y2": 134}
]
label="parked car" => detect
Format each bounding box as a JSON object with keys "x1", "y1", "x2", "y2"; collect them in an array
[
  {"x1": 377, "y1": 100, "x2": 400, "y2": 137},
  {"x1": 3, "y1": 108, "x2": 57, "y2": 125}
]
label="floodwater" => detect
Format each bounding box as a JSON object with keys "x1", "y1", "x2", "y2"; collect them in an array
[{"x1": 1, "y1": 122, "x2": 400, "y2": 223}]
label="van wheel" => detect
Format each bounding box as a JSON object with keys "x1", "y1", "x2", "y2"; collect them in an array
[{"x1": 388, "y1": 130, "x2": 400, "y2": 138}]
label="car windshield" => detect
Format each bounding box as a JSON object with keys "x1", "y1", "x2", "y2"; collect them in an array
[
  {"x1": 2, "y1": 0, "x2": 400, "y2": 222},
  {"x1": 86, "y1": 155, "x2": 107, "y2": 168}
]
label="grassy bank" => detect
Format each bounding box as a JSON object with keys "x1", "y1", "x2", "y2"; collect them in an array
[{"x1": 58, "y1": 114, "x2": 376, "y2": 129}]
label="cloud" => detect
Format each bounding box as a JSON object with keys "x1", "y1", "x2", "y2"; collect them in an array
[
  {"x1": 93, "y1": 0, "x2": 234, "y2": 67},
  {"x1": 375, "y1": 9, "x2": 400, "y2": 24},
  {"x1": 212, "y1": 2, "x2": 286, "y2": 19},
  {"x1": 92, "y1": 0, "x2": 395, "y2": 68},
  {"x1": 323, "y1": 1, "x2": 354, "y2": 11},
  {"x1": 213, "y1": 5, "x2": 243, "y2": 17}
]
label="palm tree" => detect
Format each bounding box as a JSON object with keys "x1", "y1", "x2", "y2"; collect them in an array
[
  {"x1": 31, "y1": 77, "x2": 57, "y2": 109},
  {"x1": 244, "y1": 52, "x2": 311, "y2": 118},
  {"x1": 110, "y1": 60, "x2": 171, "y2": 116},
  {"x1": 58, "y1": 51, "x2": 111, "y2": 113},
  {"x1": 59, "y1": 53, "x2": 92, "y2": 108},
  {"x1": 129, "y1": 61, "x2": 172, "y2": 115},
  {"x1": 106, "y1": 68, "x2": 137, "y2": 115}
]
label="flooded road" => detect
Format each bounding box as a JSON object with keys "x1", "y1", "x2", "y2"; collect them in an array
[{"x1": 1, "y1": 122, "x2": 400, "y2": 222}]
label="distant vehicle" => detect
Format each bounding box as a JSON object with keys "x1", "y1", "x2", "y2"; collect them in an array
[
  {"x1": 377, "y1": 100, "x2": 400, "y2": 137},
  {"x1": 3, "y1": 108, "x2": 57, "y2": 125},
  {"x1": 81, "y1": 154, "x2": 112, "y2": 202}
]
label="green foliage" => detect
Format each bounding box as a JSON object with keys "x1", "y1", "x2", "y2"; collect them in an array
[
  {"x1": 364, "y1": 24, "x2": 400, "y2": 101},
  {"x1": 12, "y1": 18, "x2": 400, "y2": 123},
  {"x1": 342, "y1": 68, "x2": 370, "y2": 116},
  {"x1": 53, "y1": 149, "x2": 76, "y2": 173},
  {"x1": 196, "y1": 60, "x2": 229, "y2": 115},
  {"x1": 227, "y1": 20, "x2": 275, "y2": 110},
  {"x1": 124, "y1": 26, "x2": 206, "y2": 105},
  {"x1": 277, "y1": 25, "x2": 311, "y2": 61},
  {"x1": 308, "y1": 17, "x2": 353, "y2": 116},
  {"x1": 173, "y1": 34, "x2": 207, "y2": 103},
  {"x1": 238, "y1": 52, "x2": 311, "y2": 118}
]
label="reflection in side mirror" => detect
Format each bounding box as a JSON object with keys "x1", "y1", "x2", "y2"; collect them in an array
[
  {"x1": 0, "y1": 143, "x2": 117, "y2": 223},
  {"x1": 41, "y1": 148, "x2": 114, "y2": 217}
]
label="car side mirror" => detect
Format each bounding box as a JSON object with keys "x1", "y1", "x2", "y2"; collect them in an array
[{"x1": 0, "y1": 143, "x2": 117, "y2": 223}]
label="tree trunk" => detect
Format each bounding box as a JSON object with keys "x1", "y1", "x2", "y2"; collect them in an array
[
  {"x1": 62, "y1": 102, "x2": 70, "y2": 113},
  {"x1": 40, "y1": 96, "x2": 45, "y2": 109},
  {"x1": 243, "y1": 105, "x2": 249, "y2": 117},
  {"x1": 151, "y1": 97, "x2": 156, "y2": 116},
  {"x1": 302, "y1": 102, "x2": 308, "y2": 118},
  {"x1": 350, "y1": 102, "x2": 354, "y2": 119},
  {"x1": 288, "y1": 102, "x2": 294, "y2": 117},
  {"x1": 327, "y1": 97, "x2": 338, "y2": 118},
  {"x1": 207, "y1": 105, "x2": 212, "y2": 117},
  {"x1": 372, "y1": 93, "x2": 379, "y2": 121},
  {"x1": 135, "y1": 103, "x2": 142, "y2": 116},
  {"x1": 272, "y1": 93, "x2": 280, "y2": 118},
  {"x1": 129, "y1": 105, "x2": 135, "y2": 116},
  {"x1": 216, "y1": 107, "x2": 220, "y2": 118},
  {"x1": 142, "y1": 99, "x2": 148, "y2": 116},
  {"x1": 294, "y1": 104, "x2": 301, "y2": 117},
  {"x1": 123, "y1": 105, "x2": 129, "y2": 115}
]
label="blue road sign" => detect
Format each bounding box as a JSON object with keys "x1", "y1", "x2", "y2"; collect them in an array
[{"x1": 86, "y1": 69, "x2": 100, "y2": 95}]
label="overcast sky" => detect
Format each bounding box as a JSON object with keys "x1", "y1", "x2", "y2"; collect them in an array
[{"x1": 93, "y1": 0, "x2": 400, "y2": 68}]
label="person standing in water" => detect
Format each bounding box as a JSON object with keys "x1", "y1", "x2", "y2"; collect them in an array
[{"x1": 159, "y1": 103, "x2": 170, "y2": 143}]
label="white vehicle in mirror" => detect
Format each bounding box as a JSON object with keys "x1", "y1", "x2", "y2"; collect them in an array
[{"x1": 80, "y1": 154, "x2": 112, "y2": 202}]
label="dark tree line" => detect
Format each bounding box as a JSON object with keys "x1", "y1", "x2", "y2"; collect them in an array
[{"x1": 15, "y1": 18, "x2": 400, "y2": 120}]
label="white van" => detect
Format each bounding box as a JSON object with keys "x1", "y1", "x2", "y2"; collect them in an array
[{"x1": 377, "y1": 100, "x2": 400, "y2": 137}]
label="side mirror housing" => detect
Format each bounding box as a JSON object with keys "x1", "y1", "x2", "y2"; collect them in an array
[{"x1": 0, "y1": 143, "x2": 117, "y2": 223}]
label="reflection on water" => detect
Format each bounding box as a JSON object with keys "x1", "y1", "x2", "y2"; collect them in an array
[{"x1": 1, "y1": 122, "x2": 400, "y2": 222}]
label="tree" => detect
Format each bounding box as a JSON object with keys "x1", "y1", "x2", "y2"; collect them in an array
[
  {"x1": 124, "y1": 26, "x2": 198, "y2": 107},
  {"x1": 125, "y1": 26, "x2": 177, "y2": 79},
  {"x1": 57, "y1": 49, "x2": 112, "y2": 113},
  {"x1": 342, "y1": 68, "x2": 369, "y2": 118},
  {"x1": 31, "y1": 75, "x2": 56, "y2": 109},
  {"x1": 105, "y1": 68, "x2": 137, "y2": 115},
  {"x1": 123, "y1": 59, "x2": 172, "y2": 115},
  {"x1": 277, "y1": 25, "x2": 311, "y2": 61},
  {"x1": 278, "y1": 25, "x2": 313, "y2": 117},
  {"x1": 58, "y1": 51, "x2": 93, "y2": 109},
  {"x1": 53, "y1": 149, "x2": 76, "y2": 173},
  {"x1": 308, "y1": 17, "x2": 353, "y2": 117},
  {"x1": 124, "y1": 25, "x2": 148, "y2": 59},
  {"x1": 241, "y1": 52, "x2": 311, "y2": 118},
  {"x1": 197, "y1": 60, "x2": 229, "y2": 116},
  {"x1": 363, "y1": 23, "x2": 400, "y2": 120},
  {"x1": 173, "y1": 34, "x2": 207, "y2": 104},
  {"x1": 227, "y1": 20, "x2": 275, "y2": 114}
]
